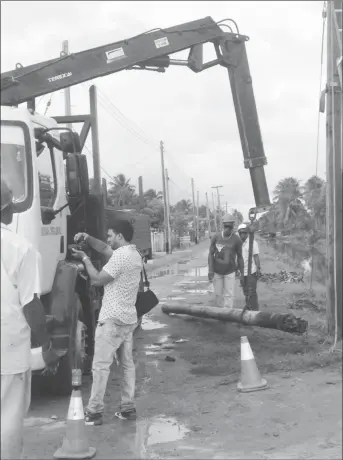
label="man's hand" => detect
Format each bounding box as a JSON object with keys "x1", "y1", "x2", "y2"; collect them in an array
[
  {"x1": 42, "y1": 343, "x2": 66, "y2": 367},
  {"x1": 71, "y1": 248, "x2": 87, "y2": 261},
  {"x1": 208, "y1": 272, "x2": 214, "y2": 282},
  {"x1": 256, "y1": 267, "x2": 262, "y2": 277},
  {"x1": 240, "y1": 274, "x2": 245, "y2": 287},
  {"x1": 74, "y1": 232, "x2": 89, "y2": 244}
]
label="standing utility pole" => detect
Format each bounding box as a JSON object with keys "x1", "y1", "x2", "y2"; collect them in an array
[
  {"x1": 191, "y1": 178, "x2": 198, "y2": 244},
  {"x1": 89, "y1": 85, "x2": 101, "y2": 195},
  {"x1": 212, "y1": 186, "x2": 223, "y2": 230},
  {"x1": 325, "y1": 0, "x2": 342, "y2": 339},
  {"x1": 205, "y1": 192, "x2": 211, "y2": 238},
  {"x1": 165, "y1": 169, "x2": 172, "y2": 254},
  {"x1": 211, "y1": 191, "x2": 218, "y2": 232},
  {"x1": 160, "y1": 141, "x2": 169, "y2": 253},
  {"x1": 62, "y1": 40, "x2": 72, "y2": 131},
  {"x1": 196, "y1": 191, "x2": 200, "y2": 243}
]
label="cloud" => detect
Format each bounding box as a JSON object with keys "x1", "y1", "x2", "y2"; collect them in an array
[{"x1": 1, "y1": 1, "x2": 326, "y2": 219}]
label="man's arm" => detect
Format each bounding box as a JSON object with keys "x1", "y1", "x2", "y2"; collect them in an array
[
  {"x1": 208, "y1": 235, "x2": 217, "y2": 280},
  {"x1": 253, "y1": 241, "x2": 261, "y2": 273},
  {"x1": 82, "y1": 256, "x2": 114, "y2": 286},
  {"x1": 236, "y1": 240, "x2": 244, "y2": 285},
  {"x1": 74, "y1": 233, "x2": 113, "y2": 261}
]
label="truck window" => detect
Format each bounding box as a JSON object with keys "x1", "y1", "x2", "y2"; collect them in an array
[
  {"x1": 37, "y1": 145, "x2": 57, "y2": 209},
  {"x1": 0, "y1": 124, "x2": 28, "y2": 206}
]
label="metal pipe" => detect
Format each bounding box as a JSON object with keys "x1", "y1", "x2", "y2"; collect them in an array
[{"x1": 249, "y1": 166, "x2": 270, "y2": 208}]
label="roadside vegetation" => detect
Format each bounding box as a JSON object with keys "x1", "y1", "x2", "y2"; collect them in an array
[{"x1": 257, "y1": 175, "x2": 326, "y2": 253}]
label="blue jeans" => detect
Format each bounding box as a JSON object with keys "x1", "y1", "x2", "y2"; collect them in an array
[{"x1": 87, "y1": 320, "x2": 136, "y2": 414}]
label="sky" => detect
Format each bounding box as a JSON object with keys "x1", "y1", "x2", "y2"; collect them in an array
[{"x1": 1, "y1": 1, "x2": 327, "y2": 219}]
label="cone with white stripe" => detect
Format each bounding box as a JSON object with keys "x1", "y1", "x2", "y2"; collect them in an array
[
  {"x1": 53, "y1": 389, "x2": 96, "y2": 459},
  {"x1": 237, "y1": 336, "x2": 268, "y2": 393}
]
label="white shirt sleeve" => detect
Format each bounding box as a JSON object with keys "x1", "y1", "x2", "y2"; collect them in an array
[
  {"x1": 18, "y1": 245, "x2": 42, "y2": 307},
  {"x1": 253, "y1": 241, "x2": 259, "y2": 255},
  {"x1": 103, "y1": 249, "x2": 126, "y2": 280}
]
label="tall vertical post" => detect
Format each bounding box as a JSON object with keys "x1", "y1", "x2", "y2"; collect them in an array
[
  {"x1": 165, "y1": 169, "x2": 172, "y2": 254},
  {"x1": 196, "y1": 191, "x2": 200, "y2": 243},
  {"x1": 212, "y1": 186, "x2": 223, "y2": 230},
  {"x1": 326, "y1": 0, "x2": 342, "y2": 338},
  {"x1": 62, "y1": 40, "x2": 72, "y2": 131},
  {"x1": 205, "y1": 192, "x2": 211, "y2": 238},
  {"x1": 160, "y1": 141, "x2": 169, "y2": 253},
  {"x1": 138, "y1": 176, "x2": 144, "y2": 210},
  {"x1": 212, "y1": 191, "x2": 218, "y2": 232},
  {"x1": 191, "y1": 178, "x2": 197, "y2": 244},
  {"x1": 89, "y1": 85, "x2": 101, "y2": 195}
]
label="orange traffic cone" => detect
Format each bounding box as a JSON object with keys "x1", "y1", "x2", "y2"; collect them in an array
[
  {"x1": 237, "y1": 336, "x2": 268, "y2": 393},
  {"x1": 53, "y1": 389, "x2": 96, "y2": 459}
]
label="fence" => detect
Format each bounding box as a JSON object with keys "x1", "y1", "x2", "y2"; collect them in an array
[{"x1": 151, "y1": 231, "x2": 191, "y2": 252}]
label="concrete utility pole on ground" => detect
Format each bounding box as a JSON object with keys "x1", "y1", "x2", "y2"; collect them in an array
[
  {"x1": 212, "y1": 185, "x2": 223, "y2": 230},
  {"x1": 160, "y1": 141, "x2": 169, "y2": 254},
  {"x1": 191, "y1": 178, "x2": 198, "y2": 244},
  {"x1": 325, "y1": 0, "x2": 342, "y2": 339},
  {"x1": 165, "y1": 169, "x2": 172, "y2": 254}
]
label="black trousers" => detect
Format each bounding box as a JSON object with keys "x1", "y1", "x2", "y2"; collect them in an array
[{"x1": 243, "y1": 273, "x2": 259, "y2": 311}]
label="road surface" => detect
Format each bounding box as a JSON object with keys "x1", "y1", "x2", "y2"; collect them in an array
[{"x1": 24, "y1": 240, "x2": 342, "y2": 459}]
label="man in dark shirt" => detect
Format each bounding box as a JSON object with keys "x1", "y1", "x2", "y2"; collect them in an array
[{"x1": 208, "y1": 214, "x2": 244, "y2": 308}]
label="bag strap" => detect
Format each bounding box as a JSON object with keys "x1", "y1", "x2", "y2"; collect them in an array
[
  {"x1": 142, "y1": 264, "x2": 150, "y2": 288},
  {"x1": 136, "y1": 248, "x2": 150, "y2": 289}
]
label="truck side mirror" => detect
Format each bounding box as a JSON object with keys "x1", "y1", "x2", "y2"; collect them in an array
[
  {"x1": 60, "y1": 132, "x2": 81, "y2": 154},
  {"x1": 66, "y1": 154, "x2": 89, "y2": 198}
]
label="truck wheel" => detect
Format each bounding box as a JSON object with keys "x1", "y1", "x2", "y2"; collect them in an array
[{"x1": 42, "y1": 293, "x2": 86, "y2": 397}]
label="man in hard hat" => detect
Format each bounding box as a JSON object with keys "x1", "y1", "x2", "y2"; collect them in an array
[
  {"x1": 1, "y1": 178, "x2": 60, "y2": 459},
  {"x1": 237, "y1": 223, "x2": 261, "y2": 311},
  {"x1": 208, "y1": 214, "x2": 244, "y2": 308}
]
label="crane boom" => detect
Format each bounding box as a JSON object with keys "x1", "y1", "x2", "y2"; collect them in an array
[{"x1": 1, "y1": 17, "x2": 227, "y2": 105}]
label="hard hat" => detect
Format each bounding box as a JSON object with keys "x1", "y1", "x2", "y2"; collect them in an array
[
  {"x1": 238, "y1": 223, "x2": 248, "y2": 232},
  {"x1": 222, "y1": 214, "x2": 235, "y2": 223},
  {"x1": 0, "y1": 178, "x2": 13, "y2": 211}
]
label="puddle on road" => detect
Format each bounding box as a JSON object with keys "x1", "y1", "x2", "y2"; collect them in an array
[
  {"x1": 184, "y1": 266, "x2": 208, "y2": 277},
  {"x1": 142, "y1": 317, "x2": 167, "y2": 331},
  {"x1": 142, "y1": 416, "x2": 190, "y2": 446},
  {"x1": 150, "y1": 263, "x2": 208, "y2": 279}
]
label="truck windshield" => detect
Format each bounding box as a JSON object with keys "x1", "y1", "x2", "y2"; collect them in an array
[{"x1": 0, "y1": 124, "x2": 28, "y2": 206}]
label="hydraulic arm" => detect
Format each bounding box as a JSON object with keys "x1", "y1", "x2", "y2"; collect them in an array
[{"x1": 1, "y1": 16, "x2": 270, "y2": 212}]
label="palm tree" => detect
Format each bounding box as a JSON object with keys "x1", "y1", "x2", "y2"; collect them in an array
[
  {"x1": 143, "y1": 188, "x2": 163, "y2": 203},
  {"x1": 174, "y1": 199, "x2": 193, "y2": 214},
  {"x1": 108, "y1": 174, "x2": 136, "y2": 207},
  {"x1": 303, "y1": 176, "x2": 326, "y2": 231},
  {"x1": 273, "y1": 177, "x2": 303, "y2": 229},
  {"x1": 231, "y1": 208, "x2": 244, "y2": 226}
]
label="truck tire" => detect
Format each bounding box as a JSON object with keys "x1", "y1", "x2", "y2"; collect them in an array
[{"x1": 40, "y1": 294, "x2": 86, "y2": 397}]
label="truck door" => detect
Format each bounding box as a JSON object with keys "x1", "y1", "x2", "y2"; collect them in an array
[{"x1": 36, "y1": 141, "x2": 67, "y2": 294}]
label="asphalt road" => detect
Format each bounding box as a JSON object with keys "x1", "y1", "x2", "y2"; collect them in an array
[{"x1": 23, "y1": 241, "x2": 342, "y2": 459}]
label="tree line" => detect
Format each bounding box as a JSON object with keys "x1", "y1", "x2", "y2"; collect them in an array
[
  {"x1": 104, "y1": 173, "x2": 244, "y2": 237},
  {"x1": 257, "y1": 175, "x2": 326, "y2": 246}
]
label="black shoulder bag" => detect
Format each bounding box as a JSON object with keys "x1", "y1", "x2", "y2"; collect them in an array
[{"x1": 135, "y1": 264, "x2": 159, "y2": 318}]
